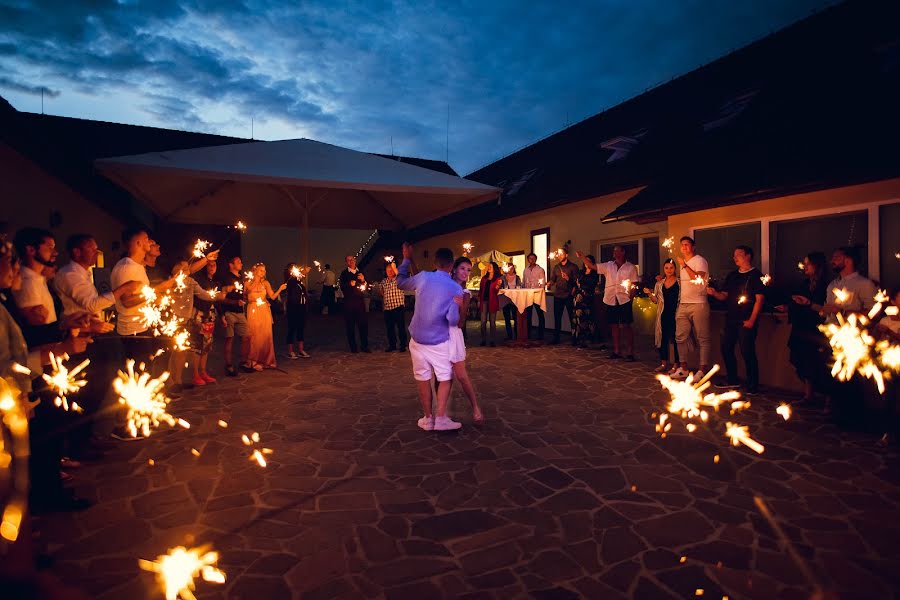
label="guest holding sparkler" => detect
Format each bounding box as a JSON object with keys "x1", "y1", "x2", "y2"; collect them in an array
[
  {"x1": 193, "y1": 258, "x2": 221, "y2": 381},
  {"x1": 500, "y1": 263, "x2": 521, "y2": 341},
  {"x1": 706, "y1": 246, "x2": 765, "y2": 394},
  {"x1": 167, "y1": 260, "x2": 223, "y2": 390},
  {"x1": 478, "y1": 261, "x2": 503, "y2": 347},
  {"x1": 397, "y1": 243, "x2": 462, "y2": 431},
  {"x1": 246, "y1": 263, "x2": 286, "y2": 370},
  {"x1": 319, "y1": 263, "x2": 337, "y2": 315},
  {"x1": 450, "y1": 256, "x2": 483, "y2": 423},
  {"x1": 284, "y1": 263, "x2": 310, "y2": 359},
  {"x1": 220, "y1": 256, "x2": 251, "y2": 376},
  {"x1": 877, "y1": 290, "x2": 900, "y2": 446},
  {"x1": 571, "y1": 253, "x2": 599, "y2": 348},
  {"x1": 644, "y1": 258, "x2": 680, "y2": 373},
  {"x1": 784, "y1": 251, "x2": 829, "y2": 403},
  {"x1": 376, "y1": 261, "x2": 407, "y2": 352},
  {"x1": 340, "y1": 254, "x2": 370, "y2": 353},
  {"x1": 522, "y1": 252, "x2": 546, "y2": 340},
  {"x1": 673, "y1": 236, "x2": 711, "y2": 379},
  {"x1": 11, "y1": 227, "x2": 59, "y2": 329},
  {"x1": 581, "y1": 245, "x2": 638, "y2": 359},
  {"x1": 822, "y1": 246, "x2": 877, "y2": 322},
  {"x1": 547, "y1": 247, "x2": 580, "y2": 345}
]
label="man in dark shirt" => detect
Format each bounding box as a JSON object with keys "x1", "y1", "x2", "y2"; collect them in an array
[
  {"x1": 707, "y1": 245, "x2": 766, "y2": 393},
  {"x1": 194, "y1": 258, "x2": 219, "y2": 314},
  {"x1": 339, "y1": 254, "x2": 369, "y2": 353},
  {"x1": 219, "y1": 256, "x2": 250, "y2": 375},
  {"x1": 547, "y1": 248, "x2": 581, "y2": 345}
]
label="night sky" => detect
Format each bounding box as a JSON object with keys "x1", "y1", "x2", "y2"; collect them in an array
[{"x1": 1, "y1": 0, "x2": 834, "y2": 175}]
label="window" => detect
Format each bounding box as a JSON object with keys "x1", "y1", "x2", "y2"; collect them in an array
[
  {"x1": 702, "y1": 90, "x2": 758, "y2": 131},
  {"x1": 879, "y1": 203, "x2": 899, "y2": 290},
  {"x1": 769, "y1": 211, "x2": 868, "y2": 292},
  {"x1": 531, "y1": 228, "x2": 549, "y2": 278},
  {"x1": 504, "y1": 251, "x2": 526, "y2": 280},
  {"x1": 599, "y1": 129, "x2": 647, "y2": 163},
  {"x1": 642, "y1": 237, "x2": 660, "y2": 279},
  {"x1": 505, "y1": 169, "x2": 538, "y2": 196},
  {"x1": 693, "y1": 222, "x2": 762, "y2": 284}
]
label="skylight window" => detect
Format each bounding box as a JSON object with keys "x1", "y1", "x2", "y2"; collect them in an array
[
  {"x1": 599, "y1": 128, "x2": 647, "y2": 163},
  {"x1": 505, "y1": 168, "x2": 538, "y2": 196},
  {"x1": 702, "y1": 90, "x2": 759, "y2": 131}
]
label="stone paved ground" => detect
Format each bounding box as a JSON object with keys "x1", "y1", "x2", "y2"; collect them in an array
[{"x1": 34, "y1": 313, "x2": 900, "y2": 599}]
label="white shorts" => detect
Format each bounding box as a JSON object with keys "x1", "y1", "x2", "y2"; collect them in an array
[
  {"x1": 448, "y1": 326, "x2": 466, "y2": 364},
  {"x1": 409, "y1": 339, "x2": 453, "y2": 382}
]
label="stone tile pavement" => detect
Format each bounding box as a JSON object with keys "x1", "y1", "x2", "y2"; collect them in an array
[{"x1": 33, "y1": 313, "x2": 900, "y2": 599}]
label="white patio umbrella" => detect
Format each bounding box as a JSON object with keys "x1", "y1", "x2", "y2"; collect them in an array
[{"x1": 95, "y1": 138, "x2": 499, "y2": 263}]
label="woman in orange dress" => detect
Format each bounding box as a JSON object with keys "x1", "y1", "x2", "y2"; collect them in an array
[{"x1": 246, "y1": 263, "x2": 286, "y2": 370}]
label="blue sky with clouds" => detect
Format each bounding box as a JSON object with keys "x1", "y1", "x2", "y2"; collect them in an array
[{"x1": 1, "y1": 0, "x2": 833, "y2": 174}]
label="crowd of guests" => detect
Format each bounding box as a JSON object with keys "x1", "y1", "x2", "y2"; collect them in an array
[{"x1": 0, "y1": 224, "x2": 319, "y2": 517}]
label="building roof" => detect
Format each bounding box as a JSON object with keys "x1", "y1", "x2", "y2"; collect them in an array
[
  {"x1": 372, "y1": 154, "x2": 458, "y2": 177},
  {"x1": 407, "y1": 0, "x2": 900, "y2": 238}
]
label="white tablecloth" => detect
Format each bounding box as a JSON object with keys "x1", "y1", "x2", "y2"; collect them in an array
[{"x1": 498, "y1": 288, "x2": 547, "y2": 314}]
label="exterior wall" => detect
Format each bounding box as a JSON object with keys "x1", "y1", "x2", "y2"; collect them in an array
[
  {"x1": 0, "y1": 142, "x2": 125, "y2": 259},
  {"x1": 666, "y1": 178, "x2": 900, "y2": 392}
]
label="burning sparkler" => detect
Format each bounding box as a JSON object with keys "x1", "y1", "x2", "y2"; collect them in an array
[
  {"x1": 192, "y1": 239, "x2": 211, "y2": 260},
  {"x1": 290, "y1": 265, "x2": 303, "y2": 280},
  {"x1": 776, "y1": 403, "x2": 792, "y2": 421},
  {"x1": 384, "y1": 255, "x2": 395, "y2": 263},
  {"x1": 620, "y1": 279, "x2": 636, "y2": 292},
  {"x1": 358, "y1": 283, "x2": 368, "y2": 292},
  {"x1": 41, "y1": 352, "x2": 89, "y2": 413},
  {"x1": 234, "y1": 221, "x2": 247, "y2": 232},
  {"x1": 255, "y1": 297, "x2": 265, "y2": 306},
  {"x1": 174, "y1": 271, "x2": 187, "y2": 293},
  {"x1": 548, "y1": 248, "x2": 564, "y2": 261},
  {"x1": 207, "y1": 287, "x2": 219, "y2": 299},
  {"x1": 113, "y1": 360, "x2": 189, "y2": 438},
  {"x1": 725, "y1": 423, "x2": 765, "y2": 454},
  {"x1": 241, "y1": 432, "x2": 273, "y2": 467},
  {"x1": 737, "y1": 295, "x2": 748, "y2": 305},
  {"x1": 690, "y1": 274, "x2": 704, "y2": 285},
  {"x1": 244, "y1": 270, "x2": 254, "y2": 281},
  {"x1": 833, "y1": 288, "x2": 850, "y2": 304},
  {"x1": 868, "y1": 289, "x2": 890, "y2": 319},
  {"x1": 173, "y1": 331, "x2": 190, "y2": 352},
  {"x1": 820, "y1": 313, "x2": 888, "y2": 394},
  {"x1": 760, "y1": 274, "x2": 772, "y2": 286},
  {"x1": 797, "y1": 261, "x2": 805, "y2": 271},
  {"x1": 139, "y1": 545, "x2": 226, "y2": 600},
  {"x1": 313, "y1": 260, "x2": 322, "y2": 272},
  {"x1": 142, "y1": 285, "x2": 158, "y2": 303},
  {"x1": 462, "y1": 242, "x2": 474, "y2": 256},
  {"x1": 662, "y1": 236, "x2": 675, "y2": 253},
  {"x1": 0, "y1": 376, "x2": 29, "y2": 543},
  {"x1": 232, "y1": 280, "x2": 243, "y2": 293},
  {"x1": 501, "y1": 263, "x2": 511, "y2": 274}
]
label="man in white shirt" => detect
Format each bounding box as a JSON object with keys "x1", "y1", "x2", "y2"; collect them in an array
[
  {"x1": 822, "y1": 246, "x2": 877, "y2": 324},
  {"x1": 522, "y1": 252, "x2": 546, "y2": 340},
  {"x1": 320, "y1": 264, "x2": 337, "y2": 315},
  {"x1": 55, "y1": 234, "x2": 138, "y2": 319},
  {"x1": 592, "y1": 245, "x2": 639, "y2": 360},
  {"x1": 673, "y1": 236, "x2": 711, "y2": 379},
  {"x1": 11, "y1": 227, "x2": 59, "y2": 327}
]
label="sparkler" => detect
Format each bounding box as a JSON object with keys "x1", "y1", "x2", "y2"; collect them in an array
[
  {"x1": 462, "y1": 242, "x2": 474, "y2": 256},
  {"x1": 313, "y1": 260, "x2": 322, "y2": 272},
  {"x1": 173, "y1": 331, "x2": 190, "y2": 352},
  {"x1": 234, "y1": 221, "x2": 247, "y2": 232},
  {"x1": 797, "y1": 261, "x2": 805, "y2": 271},
  {"x1": 880, "y1": 342, "x2": 900, "y2": 371},
  {"x1": 690, "y1": 275, "x2": 704, "y2": 285},
  {"x1": 662, "y1": 236, "x2": 675, "y2": 253},
  {"x1": 139, "y1": 545, "x2": 226, "y2": 600},
  {"x1": 725, "y1": 423, "x2": 765, "y2": 454},
  {"x1": 290, "y1": 266, "x2": 303, "y2": 280},
  {"x1": 113, "y1": 360, "x2": 189, "y2": 438},
  {"x1": 833, "y1": 288, "x2": 850, "y2": 304},
  {"x1": 738, "y1": 295, "x2": 748, "y2": 305},
  {"x1": 548, "y1": 248, "x2": 564, "y2": 260},
  {"x1": 244, "y1": 271, "x2": 254, "y2": 281},
  {"x1": 776, "y1": 403, "x2": 792, "y2": 421},
  {"x1": 142, "y1": 285, "x2": 158, "y2": 303},
  {"x1": 384, "y1": 255, "x2": 394, "y2": 263},
  {"x1": 760, "y1": 274, "x2": 772, "y2": 286},
  {"x1": 174, "y1": 271, "x2": 187, "y2": 293},
  {"x1": 501, "y1": 263, "x2": 511, "y2": 274},
  {"x1": 868, "y1": 289, "x2": 890, "y2": 319},
  {"x1": 41, "y1": 352, "x2": 89, "y2": 413},
  {"x1": 255, "y1": 297, "x2": 265, "y2": 306},
  {"x1": 241, "y1": 431, "x2": 273, "y2": 467},
  {"x1": 192, "y1": 239, "x2": 211, "y2": 260},
  {"x1": 0, "y1": 376, "x2": 29, "y2": 543},
  {"x1": 820, "y1": 313, "x2": 888, "y2": 394},
  {"x1": 886, "y1": 306, "x2": 899, "y2": 316},
  {"x1": 620, "y1": 279, "x2": 637, "y2": 292},
  {"x1": 358, "y1": 283, "x2": 368, "y2": 292},
  {"x1": 207, "y1": 287, "x2": 219, "y2": 299},
  {"x1": 232, "y1": 280, "x2": 243, "y2": 293}
]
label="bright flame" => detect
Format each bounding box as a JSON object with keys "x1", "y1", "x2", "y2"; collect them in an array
[
  {"x1": 738, "y1": 295, "x2": 748, "y2": 305},
  {"x1": 290, "y1": 266, "x2": 302, "y2": 280},
  {"x1": 760, "y1": 274, "x2": 772, "y2": 286},
  {"x1": 776, "y1": 403, "x2": 792, "y2": 421},
  {"x1": 41, "y1": 352, "x2": 89, "y2": 412},
  {"x1": 241, "y1": 431, "x2": 272, "y2": 468},
  {"x1": 725, "y1": 423, "x2": 765, "y2": 454},
  {"x1": 174, "y1": 271, "x2": 187, "y2": 293},
  {"x1": 173, "y1": 331, "x2": 191, "y2": 352},
  {"x1": 255, "y1": 297, "x2": 265, "y2": 306},
  {"x1": 662, "y1": 237, "x2": 675, "y2": 253},
  {"x1": 207, "y1": 287, "x2": 219, "y2": 299},
  {"x1": 232, "y1": 280, "x2": 243, "y2": 293},
  {"x1": 833, "y1": 288, "x2": 850, "y2": 305},
  {"x1": 462, "y1": 242, "x2": 474, "y2": 255},
  {"x1": 244, "y1": 271, "x2": 254, "y2": 281},
  {"x1": 235, "y1": 221, "x2": 247, "y2": 232},
  {"x1": 797, "y1": 261, "x2": 805, "y2": 271},
  {"x1": 868, "y1": 289, "x2": 890, "y2": 319},
  {"x1": 192, "y1": 240, "x2": 211, "y2": 260},
  {"x1": 501, "y1": 263, "x2": 511, "y2": 274},
  {"x1": 139, "y1": 545, "x2": 226, "y2": 600},
  {"x1": 113, "y1": 360, "x2": 188, "y2": 438},
  {"x1": 384, "y1": 255, "x2": 394, "y2": 263},
  {"x1": 820, "y1": 313, "x2": 887, "y2": 394},
  {"x1": 690, "y1": 275, "x2": 704, "y2": 285}
]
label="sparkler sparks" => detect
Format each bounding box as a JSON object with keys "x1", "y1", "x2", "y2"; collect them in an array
[
  {"x1": 290, "y1": 266, "x2": 303, "y2": 280},
  {"x1": 244, "y1": 271, "x2": 254, "y2": 281},
  {"x1": 41, "y1": 352, "x2": 89, "y2": 412},
  {"x1": 832, "y1": 288, "x2": 850, "y2": 304},
  {"x1": 0, "y1": 376, "x2": 29, "y2": 543},
  {"x1": 868, "y1": 289, "x2": 890, "y2": 319},
  {"x1": 725, "y1": 423, "x2": 765, "y2": 454},
  {"x1": 232, "y1": 280, "x2": 244, "y2": 293},
  {"x1": 207, "y1": 287, "x2": 219, "y2": 299},
  {"x1": 462, "y1": 242, "x2": 474, "y2": 255},
  {"x1": 760, "y1": 274, "x2": 772, "y2": 286},
  {"x1": 234, "y1": 221, "x2": 247, "y2": 232},
  {"x1": 113, "y1": 360, "x2": 189, "y2": 438},
  {"x1": 776, "y1": 403, "x2": 792, "y2": 421},
  {"x1": 255, "y1": 297, "x2": 265, "y2": 306},
  {"x1": 548, "y1": 248, "x2": 564, "y2": 260},
  {"x1": 384, "y1": 255, "x2": 394, "y2": 263},
  {"x1": 620, "y1": 279, "x2": 637, "y2": 292},
  {"x1": 142, "y1": 285, "x2": 158, "y2": 303},
  {"x1": 139, "y1": 545, "x2": 226, "y2": 600},
  {"x1": 797, "y1": 261, "x2": 805, "y2": 271},
  {"x1": 358, "y1": 283, "x2": 368, "y2": 292},
  {"x1": 690, "y1": 275, "x2": 704, "y2": 285},
  {"x1": 174, "y1": 271, "x2": 187, "y2": 292},
  {"x1": 820, "y1": 313, "x2": 888, "y2": 393},
  {"x1": 738, "y1": 295, "x2": 748, "y2": 305},
  {"x1": 241, "y1": 432, "x2": 273, "y2": 467},
  {"x1": 173, "y1": 331, "x2": 191, "y2": 352},
  {"x1": 192, "y1": 240, "x2": 211, "y2": 260},
  {"x1": 501, "y1": 263, "x2": 511, "y2": 274},
  {"x1": 662, "y1": 236, "x2": 675, "y2": 253}
]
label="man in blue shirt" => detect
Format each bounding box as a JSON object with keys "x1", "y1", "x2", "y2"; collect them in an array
[{"x1": 398, "y1": 243, "x2": 462, "y2": 431}]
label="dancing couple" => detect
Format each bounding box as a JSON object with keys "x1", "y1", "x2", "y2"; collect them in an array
[{"x1": 397, "y1": 243, "x2": 482, "y2": 431}]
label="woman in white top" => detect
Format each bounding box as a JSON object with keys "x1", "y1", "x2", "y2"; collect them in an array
[{"x1": 450, "y1": 256, "x2": 483, "y2": 423}]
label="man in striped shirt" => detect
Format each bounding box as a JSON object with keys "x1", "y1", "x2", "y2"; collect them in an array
[{"x1": 378, "y1": 261, "x2": 407, "y2": 352}]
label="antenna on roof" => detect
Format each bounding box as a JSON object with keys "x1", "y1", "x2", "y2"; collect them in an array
[
  {"x1": 251, "y1": 117, "x2": 254, "y2": 140},
  {"x1": 390, "y1": 136, "x2": 394, "y2": 156},
  {"x1": 41, "y1": 87, "x2": 44, "y2": 114},
  {"x1": 446, "y1": 104, "x2": 450, "y2": 163}
]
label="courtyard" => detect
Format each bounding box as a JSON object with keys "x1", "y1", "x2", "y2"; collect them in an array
[{"x1": 35, "y1": 314, "x2": 900, "y2": 600}]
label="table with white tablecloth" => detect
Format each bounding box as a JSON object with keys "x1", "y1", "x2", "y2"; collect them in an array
[{"x1": 498, "y1": 288, "x2": 547, "y2": 344}]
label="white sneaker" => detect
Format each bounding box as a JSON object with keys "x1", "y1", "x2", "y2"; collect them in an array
[
  {"x1": 434, "y1": 416, "x2": 462, "y2": 431},
  {"x1": 299, "y1": 351, "x2": 311, "y2": 358},
  {"x1": 670, "y1": 367, "x2": 689, "y2": 379},
  {"x1": 288, "y1": 352, "x2": 299, "y2": 360},
  {"x1": 417, "y1": 416, "x2": 434, "y2": 431}
]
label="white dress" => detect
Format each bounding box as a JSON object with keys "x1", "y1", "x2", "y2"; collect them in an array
[{"x1": 448, "y1": 289, "x2": 469, "y2": 363}]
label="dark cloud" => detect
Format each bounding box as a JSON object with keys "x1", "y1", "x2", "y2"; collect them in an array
[{"x1": 0, "y1": 0, "x2": 834, "y2": 173}]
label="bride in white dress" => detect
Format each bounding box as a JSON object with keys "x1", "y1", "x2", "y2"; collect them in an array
[{"x1": 449, "y1": 256, "x2": 483, "y2": 423}]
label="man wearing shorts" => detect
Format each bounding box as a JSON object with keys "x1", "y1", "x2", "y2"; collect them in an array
[
  {"x1": 220, "y1": 256, "x2": 250, "y2": 376},
  {"x1": 397, "y1": 243, "x2": 462, "y2": 431},
  {"x1": 594, "y1": 245, "x2": 638, "y2": 360}
]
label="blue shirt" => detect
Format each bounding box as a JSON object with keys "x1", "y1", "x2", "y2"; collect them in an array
[{"x1": 397, "y1": 259, "x2": 460, "y2": 345}]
